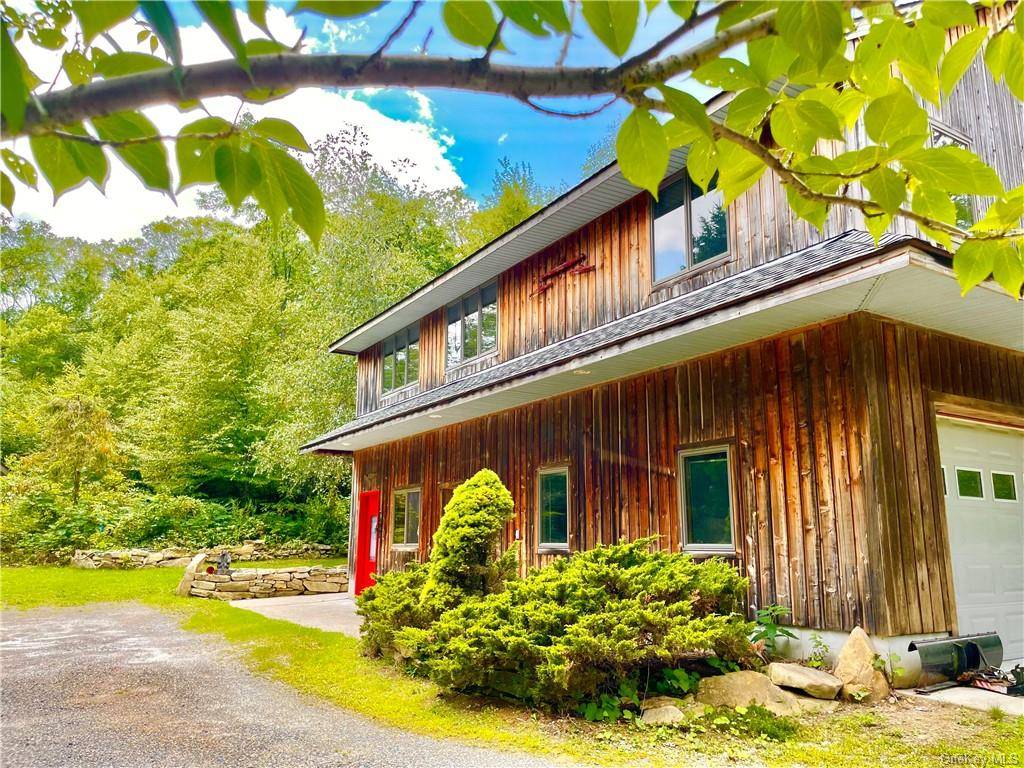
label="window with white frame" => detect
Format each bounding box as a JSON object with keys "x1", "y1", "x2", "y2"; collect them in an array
[
  {"x1": 678, "y1": 446, "x2": 735, "y2": 552},
  {"x1": 391, "y1": 487, "x2": 421, "y2": 548},
  {"x1": 381, "y1": 324, "x2": 419, "y2": 394},
  {"x1": 446, "y1": 282, "x2": 498, "y2": 368},
  {"x1": 537, "y1": 466, "x2": 569, "y2": 549},
  {"x1": 652, "y1": 175, "x2": 729, "y2": 283},
  {"x1": 929, "y1": 123, "x2": 976, "y2": 229}
]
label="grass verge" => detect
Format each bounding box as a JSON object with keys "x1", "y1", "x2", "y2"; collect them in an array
[{"x1": 1, "y1": 566, "x2": 1021, "y2": 768}]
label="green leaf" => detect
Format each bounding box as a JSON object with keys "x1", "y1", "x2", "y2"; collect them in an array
[
  {"x1": 292, "y1": 1, "x2": 385, "y2": 18},
  {"x1": 581, "y1": 0, "x2": 639, "y2": 57},
  {"x1": 863, "y1": 210, "x2": 892, "y2": 243},
  {"x1": 29, "y1": 126, "x2": 109, "y2": 200},
  {"x1": 214, "y1": 143, "x2": 262, "y2": 208},
  {"x1": 863, "y1": 85, "x2": 929, "y2": 146},
  {"x1": 685, "y1": 136, "x2": 718, "y2": 193},
  {"x1": 138, "y1": 1, "x2": 182, "y2": 68},
  {"x1": 747, "y1": 36, "x2": 798, "y2": 86},
  {"x1": 2, "y1": 149, "x2": 37, "y2": 188},
  {"x1": 854, "y1": 16, "x2": 907, "y2": 75},
  {"x1": 253, "y1": 141, "x2": 325, "y2": 245},
  {"x1": 715, "y1": 140, "x2": 766, "y2": 205},
  {"x1": 896, "y1": 19, "x2": 945, "y2": 104},
  {"x1": 940, "y1": 27, "x2": 988, "y2": 95},
  {"x1": 248, "y1": 0, "x2": 270, "y2": 34},
  {"x1": 93, "y1": 52, "x2": 170, "y2": 78},
  {"x1": 921, "y1": 0, "x2": 977, "y2": 29},
  {"x1": 973, "y1": 187, "x2": 1024, "y2": 233},
  {"x1": 776, "y1": 1, "x2": 845, "y2": 68},
  {"x1": 176, "y1": 116, "x2": 233, "y2": 190},
  {"x1": 911, "y1": 184, "x2": 957, "y2": 225},
  {"x1": 251, "y1": 118, "x2": 311, "y2": 152},
  {"x1": 693, "y1": 58, "x2": 760, "y2": 91},
  {"x1": 862, "y1": 167, "x2": 906, "y2": 215},
  {"x1": 196, "y1": 1, "x2": 249, "y2": 72},
  {"x1": 785, "y1": 184, "x2": 829, "y2": 230},
  {"x1": 659, "y1": 86, "x2": 712, "y2": 141},
  {"x1": 1, "y1": 171, "x2": 14, "y2": 212},
  {"x1": 668, "y1": 0, "x2": 695, "y2": 19},
  {"x1": 769, "y1": 98, "x2": 843, "y2": 155},
  {"x1": 496, "y1": 1, "x2": 571, "y2": 35},
  {"x1": 724, "y1": 87, "x2": 774, "y2": 136},
  {"x1": 990, "y1": 241, "x2": 1024, "y2": 298},
  {"x1": 1000, "y1": 36, "x2": 1024, "y2": 100},
  {"x1": 71, "y1": 1, "x2": 136, "y2": 43},
  {"x1": 62, "y1": 50, "x2": 94, "y2": 86},
  {"x1": 91, "y1": 111, "x2": 172, "y2": 194},
  {"x1": 616, "y1": 108, "x2": 668, "y2": 197},
  {"x1": 953, "y1": 239, "x2": 997, "y2": 294},
  {"x1": 901, "y1": 146, "x2": 1003, "y2": 195},
  {"x1": 443, "y1": 0, "x2": 500, "y2": 48},
  {"x1": 1, "y1": 21, "x2": 28, "y2": 134},
  {"x1": 985, "y1": 29, "x2": 1014, "y2": 82}
]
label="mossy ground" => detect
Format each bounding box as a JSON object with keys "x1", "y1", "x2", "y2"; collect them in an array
[{"x1": 1, "y1": 565, "x2": 1020, "y2": 767}]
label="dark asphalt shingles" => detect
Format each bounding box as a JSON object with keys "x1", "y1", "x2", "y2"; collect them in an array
[{"x1": 0, "y1": 603, "x2": 569, "y2": 768}]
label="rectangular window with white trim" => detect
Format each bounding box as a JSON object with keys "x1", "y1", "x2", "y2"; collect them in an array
[
  {"x1": 537, "y1": 466, "x2": 569, "y2": 550},
  {"x1": 391, "y1": 487, "x2": 421, "y2": 549},
  {"x1": 381, "y1": 324, "x2": 419, "y2": 394},
  {"x1": 678, "y1": 446, "x2": 736, "y2": 553},
  {"x1": 446, "y1": 282, "x2": 498, "y2": 368}
]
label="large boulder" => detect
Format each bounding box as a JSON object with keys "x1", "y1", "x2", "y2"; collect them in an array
[
  {"x1": 833, "y1": 627, "x2": 890, "y2": 703},
  {"x1": 695, "y1": 670, "x2": 808, "y2": 717},
  {"x1": 767, "y1": 662, "x2": 842, "y2": 700}
]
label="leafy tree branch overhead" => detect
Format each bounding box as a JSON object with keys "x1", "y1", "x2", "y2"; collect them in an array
[{"x1": 1, "y1": 0, "x2": 1022, "y2": 296}]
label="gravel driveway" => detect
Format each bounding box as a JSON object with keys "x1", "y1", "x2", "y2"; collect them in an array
[{"x1": 0, "y1": 603, "x2": 569, "y2": 768}]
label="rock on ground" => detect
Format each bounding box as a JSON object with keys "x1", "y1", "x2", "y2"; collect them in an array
[
  {"x1": 695, "y1": 670, "x2": 825, "y2": 717},
  {"x1": 767, "y1": 662, "x2": 842, "y2": 700},
  {"x1": 833, "y1": 627, "x2": 890, "y2": 704},
  {"x1": 639, "y1": 695, "x2": 695, "y2": 725}
]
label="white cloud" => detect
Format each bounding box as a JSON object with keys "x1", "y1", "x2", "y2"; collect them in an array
[
  {"x1": 4, "y1": 6, "x2": 462, "y2": 241},
  {"x1": 408, "y1": 90, "x2": 434, "y2": 122},
  {"x1": 498, "y1": 132, "x2": 509, "y2": 145},
  {"x1": 312, "y1": 18, "x2": 371, "y2": 52}
]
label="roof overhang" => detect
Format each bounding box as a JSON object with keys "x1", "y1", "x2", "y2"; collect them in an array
[{"x1": 305, "y1": 245, "x2": 1023, "y2": 454}]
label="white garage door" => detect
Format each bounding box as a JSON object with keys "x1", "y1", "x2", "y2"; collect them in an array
[{"x1": 937, "y1": 418, "x2": 1024, "y2": 668}]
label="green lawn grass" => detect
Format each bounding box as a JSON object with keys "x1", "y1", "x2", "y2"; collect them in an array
[{"x1": 1, "y1": 565, "x2": 1020, "y2": 768}]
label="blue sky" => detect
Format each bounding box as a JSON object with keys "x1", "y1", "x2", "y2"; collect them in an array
[{"x1": 177, "y1": 1, "x2": 717, "y2": 202}]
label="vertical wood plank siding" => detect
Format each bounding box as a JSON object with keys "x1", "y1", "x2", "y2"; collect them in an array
[
  {"x1": 352, "y1": 2, "x2": 1021, "y2": 418},
  {"x1": 355, "y1": 315, "x2": 1024, "y2": 636}
]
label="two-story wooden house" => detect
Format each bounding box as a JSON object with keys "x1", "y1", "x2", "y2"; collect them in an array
[{"x1": 304, "y1": 7, "x2": 1023, "y2": 671}]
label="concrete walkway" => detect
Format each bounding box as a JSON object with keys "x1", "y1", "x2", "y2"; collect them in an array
[
  {"x1": 0, "y1": 603, "x2": 567, "y2": 768},
  {"x1": 229, "y1": 592, "x2": 362, "y2": 636},
  {"x1": 903, "y1": 686, "x2": 1024, "y2": 715}
]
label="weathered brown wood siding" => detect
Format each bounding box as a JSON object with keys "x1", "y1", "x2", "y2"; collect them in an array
[
  {"x1": 855, "y1": 316, "x2": 1024, "y2": 637},
  {"x1": 355, "y1": 315, "x2": 1024, "y2": 636}
]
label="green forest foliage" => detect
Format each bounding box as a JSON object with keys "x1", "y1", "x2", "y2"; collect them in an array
[{"x1": 1, "y1": 130, "x2": 548, "y2": 563}]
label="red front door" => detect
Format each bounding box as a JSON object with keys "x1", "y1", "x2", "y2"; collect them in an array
[{"x1": 354, "y1": 489, "x2": 380, "y2": 595}]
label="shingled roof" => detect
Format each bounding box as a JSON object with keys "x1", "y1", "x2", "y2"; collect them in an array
[{"x1": 303, "y1": 230, "x2": 938, "y2": 452}]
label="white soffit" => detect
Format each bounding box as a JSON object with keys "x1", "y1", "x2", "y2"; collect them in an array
[{"x1": 314, "y1": 249, "x2": 1021, "y2": 453}]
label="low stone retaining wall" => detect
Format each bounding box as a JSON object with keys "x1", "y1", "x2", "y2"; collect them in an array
[
  {"x1": 70, "y1": 540, "x2": 338, "y2": 569},
  {"x1": 176, "y1": 554, "x2": 348, "y2": 600}
]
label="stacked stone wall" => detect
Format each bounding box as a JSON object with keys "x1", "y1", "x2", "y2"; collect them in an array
[
  {"x1": 70, "y1": 540, "x2": 338, "y2": 569},
  {"x1": 176, "y1": 554, "x2": 348, "y2": 600}
]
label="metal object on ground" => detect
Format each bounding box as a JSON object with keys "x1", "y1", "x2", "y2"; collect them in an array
[
  {"x1": 908, "y1": 632, "x2": 1003, "y2": 693},
  {"x1": 217, "y1": 552, "x2": 232, "y2": 575}
]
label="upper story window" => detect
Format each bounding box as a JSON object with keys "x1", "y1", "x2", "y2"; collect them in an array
[
  {"x1": 446, "y1": 282, "x2": 497, "y2": 368},
  {"x1": 652, "y1": 175, "x2": 729, "y2": 283},
  {"x1": 929, "y1": 123, "x2": 975, "y2": 229},
  {"x1": 382, "y1": 324, "x2": 419, "y2": 394}
]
